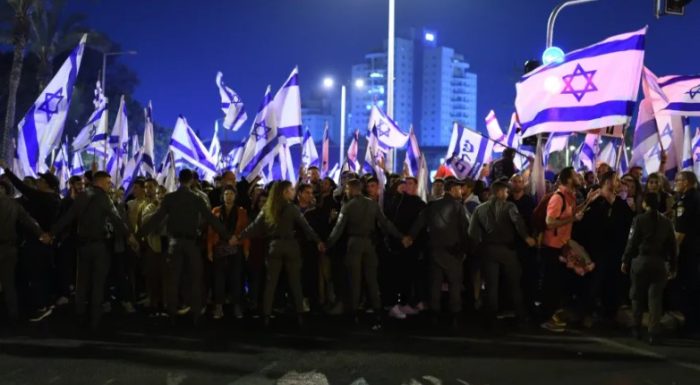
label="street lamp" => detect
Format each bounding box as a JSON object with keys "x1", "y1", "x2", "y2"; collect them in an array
[
  {"x1": 322, "y1": 77, "x2": 367, "y2": 169},
  {"x1": 546, "y1": 0, "x2": 599, "y2": 48},
  {"x1": 101, "y1": 50, "x2": 138, "y2": 96}
]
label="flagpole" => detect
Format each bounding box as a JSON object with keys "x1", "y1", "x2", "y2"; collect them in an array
[
  {"x1": 386, "y1": 0, "x2": 396, "y2": 173},
  {"x1": 340, "y1": 85, "x2": 346, "y2": 168}
]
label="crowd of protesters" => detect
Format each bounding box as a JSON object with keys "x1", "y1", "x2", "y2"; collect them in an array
[{"x1": 0, "y1": 148, "x2": 698, "y2": 346}]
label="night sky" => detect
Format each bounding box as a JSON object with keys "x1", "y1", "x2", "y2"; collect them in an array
[{"x1": 70, "y1": 0, "x2": 700, "y2": 140}]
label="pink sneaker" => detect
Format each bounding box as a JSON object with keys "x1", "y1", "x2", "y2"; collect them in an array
[
  {"x1": 400, "y1": 304, "x2": 420, "y2": 315},
  {"x1": 388, "y1": 305, "x2": 407, "y2": 319}
]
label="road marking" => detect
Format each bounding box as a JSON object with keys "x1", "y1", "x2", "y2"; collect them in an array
[
  {"x1": 421, "y1": 375, "x2": 442, "y2": 385},
  {"x1": 166, "y1": 372, "x2": 187, "y2": 385},
  {"x1": 585, "y1": 336, "x2": 700, "y2": 374},
  {"x1": 228, "y1": 361, "x2": 278, "y2": 385},
  {"x1": 277, "y1": 370, "x2": 330, "y2": 385}
]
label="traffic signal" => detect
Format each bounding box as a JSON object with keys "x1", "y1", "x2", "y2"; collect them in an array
[{"x1": 657, "y1": 0, "x2": 693, "y2": 16}]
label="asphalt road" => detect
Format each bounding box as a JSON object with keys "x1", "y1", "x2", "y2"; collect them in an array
[{"x1": 0, "y1": 310, "x2": 699, "y2": 385}]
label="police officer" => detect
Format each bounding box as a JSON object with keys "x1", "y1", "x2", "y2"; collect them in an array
[
  {"x1": 326, "y1": 178, "x2": 404, "y2": 327},
  {"x1": 405, "y1": 178, "x2": 469, "y2": 326},
  {"x1": 50, "y1": 171, "x2": 132, "y2": 331},
  {"x1": 232, "y1": 180, "x2": 324, "y2": 327},
  {"x1": 0, "y1": 180, "x2": 47, "y2": 326},
  {"x1": 469, "y1": 181, "x2": 536, "y2": 328},
  {"x1": 138, "y1": 169, "x2": 231, "y2": 325},
  {"x1": 670, "y1": 170, "x2": 700, "y2": 331},
  {"x1": 621, "y1": 193, "x2": 677, "y2": 345}
]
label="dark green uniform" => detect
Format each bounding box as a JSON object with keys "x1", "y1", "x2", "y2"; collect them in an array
[
  {"x1": 327, "y1": 195, "x2": 403, "y2": 313},
  {"x1": 469, "y1": 198, "x2": 530, "y2": 321},
  {"x1": 0, "y1": 194, "x2": 42, "y2": 321},
  {"x1": 239, "y1": 202, "x2": 321, "y2": 316},
  {"x1": 139, "y1": 186, "x2": 229, "y2": 323},
  {"x1": 52, "y1": 186, "x2": 128, "y2": 329},
  {"x1": 622, "y1": 210, "x2": 677, "y2": 335},
  {"x1": 409, "y1": 195, "x2": 469, "y2": 313}
]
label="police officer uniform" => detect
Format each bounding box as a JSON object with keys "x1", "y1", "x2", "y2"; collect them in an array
[
  {"x1": 52, "y1": 185, "x2": 129, "y2": 329},
  {"x1": 408, "y1": 185, "x2": 469, "y2": 315},
  {"x1": 0, "y1": 182, "x2": 43, "y2": 322},
  {"x1": 238, "y1": 202, "x2": 321, "y2": 319},
  {"x1": 671, "y1": 186, "x2": 700, "y2": 328},
  {"x1": 327, "y1": 193, "x2": 403, "y2": 315},
  {"x1": 139, "y1": 185, "x2": 230, "y2": 323},
  {"x1": 469, "y1": 196, "x2": 531, "y2": 323},
  {"x1": 623, "y1": 209, "x2": 676, "y2": 340}
]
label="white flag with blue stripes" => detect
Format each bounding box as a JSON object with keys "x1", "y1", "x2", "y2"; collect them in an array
[
  {"x1": 573, "y1": 132, "x2": 599, "y2": 172},
  {"x1": 209, "y1": 120, "x2": 222, "y2": 170},
  {"x1": 71, "y1": 151, "x2": 85, "y2": 177},
  {"x1": 272, "y1": 67, "x2": 303, "y2": 146},
  {"x1": 17, "y1": 34, "x2": 87, "y2": 176},
  {"x1": 140, "y1": 102, "x2": 156, "y2": 177},
  {"x1": 485, "y1": 110, "x2": 505, "y2": 156},
  {"x1": 543, "y1": 131, "x2": 570, "y2": 165},
  {"x1": 650, "y1": 72, "x2": 700, "y2": 117},
  {"x1": 344, "y1": 130, "x2": 360, "y2": 173},
  {"x1": 692, "y1": 128, "x2": 700, "y2": 176},
  {"x1": 301, "y1": 129, "x2": 319, "y2": 167},
  {"x1": 368, "y1": 105, "x2": 409, "y2": 151},
  {"x1": 169, "y1": 115, "x2": 218, "y2": 179},
  {"x1": 107, "y1": 96, "x2": 129, "y2": 184},
  {"x1": 404, "y1": 127, "x2": 421, "y2": 177},
  {"x1": 681, "y1": 118, "x2": 693, "y2": 171},
  {"x1": 53, "y1": 142, "x2": 70, "y2": 193},
  {"x1": 72, "y1": 78, "x2": 107, "y2": 151},
  {"x1": 238, "y1": 86, "x2": 280, "y2": 181},
  {"x1": 516, "y1": 28, "x2": 646, "y2": 138},
  {"x1": 446, "y1": 123, "x2": 494, "y2": 179},
  {"x1": 216, "y1": 71, "x2": 247, "y2": 131}
]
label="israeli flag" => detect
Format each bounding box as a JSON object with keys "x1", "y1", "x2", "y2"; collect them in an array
[
  {"x1": 651, "y1": 72, "x2": 700, "y2": 117},
  {"x1": 131, "y1": 135, "x2": 140, "y2": 159},
  {"x1": 573, "y1": 132, "x2": 599, "y2": 172},
  {"x1": 272, "y1": 67, "x2": 303, "y2": 146},
  {"x1": 53, "y1": 142, "x2": 70, "y2": 193},
  {"x1": 516, "y1": 28, "x2": 646, "y2": 138},
  {"x1": 692, "y1": 128, "x2": 700, "y2": 176},
  {"x1": 485, "y1": 110, "x2": 505, "y2": 156},
  {"x1": 169, "y1": 115, "x2": 218, "y2": 180},
  {"x1": 321, "y1": 123, "x2": 330, "y2": 175},
  {"x1": 238, "y1": 86, "x2": 281, "y2": 181},
  {"x1": 222, "y1": 137, "x2": 246, "y2": 172},
  {"x1": 107, "y1": 96, "x2": 129, "y2": 184},
  {"x1": 71, "y1": 151, "x2": 85, "y2": 177},
  {"x1": 368, "y1": 105, "x2": 409, "y2": 151},
  {"x1": 416, "y1": 152, "x2": 429, "y2": 203},
  {"x1": 121, "y1": 150, "x2": 141, "y2": 191},
  {"x1": 505, "y1": 113, "x2": 532, "y2": 170},
  {"x1": 363, "y1": 126, "x2": 385, "y2": 176},
  {"x1": 72, "y1": 78, "x2": 107, "y2": 151},
  {"x1": 446, "y1": 123, "x2": 494, "y2": 179},
  {"x1": 597, "y1": 139, "x2": 617, "y2": 168},
  {"x1": 268, "y1": 137, "x2": 297, "y2": 182},
  {"x1": 140, "y1": 101, "x2": 156, "y2": 177},
  {"x1": 301, "y1": 129, "x2": 319, "y2": 167},
  {"x1": 681, "y1": 118, "x2": 693, "y2": 171},
  {"x1": 631, "y1": 98, "x2": 658, "y2": 170},
  {"x1": 345, "y1": 130, "x2": 361, "y2": 173},
  {"x1": 161, "y1": 151, "x2": 178, "y2": 192},
  {"x1": 405, "y1": 127, "x2": 421, "y2": 177},
  {"x1": 216, "y1": 71, "x2": 247, "y2": 131},
  {"x1": 209, "y1": 120, "x2": 222, "y2": 170},
  {"x1": 543, "y1": 131, "x2": 570, "y2": 165},
  {"x1": 17, "y1": 34, "x2": 87, "y2": 176},
  {"x1": 328, "y1": 162, "x2": 341, "y2": 184}
]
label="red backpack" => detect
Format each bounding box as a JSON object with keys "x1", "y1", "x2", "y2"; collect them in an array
[{"x1": 531, "y1": 191, "x2": 566, "y2": 236}]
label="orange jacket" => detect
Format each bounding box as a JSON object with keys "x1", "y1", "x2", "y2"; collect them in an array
[{"x1": 207, "y1": 205, "x2": 250, "y2": 259}]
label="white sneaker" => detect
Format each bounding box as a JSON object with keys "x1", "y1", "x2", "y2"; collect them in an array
[
  {"x1": 388, "y1": 305, "x2": 407, "y2": 320},
  {"x1": 302, "y1": 298, "x2": 311, "y2": 313},
  {"x1": 212, "y1": 305, "x2": 224, "y2": 320},
  {"x1": 177, "y1": 306, "x2": 191, "y2": 316},
  {"x1": 399, "y1": 304, "x2": 419, "y2": 315},
  {"x1": 122, "y1": 301, "x2": 136, "y2": 314},
  {"x1": 55, "y1": 296, "x2": 70, "y2": 307}
]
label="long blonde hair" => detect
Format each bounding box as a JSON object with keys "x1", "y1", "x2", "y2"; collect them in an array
[{"x1": 262, "y1": 180, "x2": 292, "y2": 226}]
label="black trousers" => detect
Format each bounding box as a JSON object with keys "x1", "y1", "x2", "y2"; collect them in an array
[
  {"x1": 56, "y1": 239, "x2": 77, "y2": 297},
  {"x1": 630, "y1": 258, "x2": 667, "y2": 334},
  {"x1": 212, "y1": 251, "x2": 244, "y2": 306},
  {"x1": 76, "y1": 242, "x2": 111, "y2": 328},
  {"x1": 20, "y1": 242, "x2": 53, "y2": 311},
  {"x1": 480, "y1": 244, "x2": 525, "y2": 320},
  {"x1": 0, "y1": 245, "x2": 18, "y2": 320},
  {"x1": 166, "y1": 239, "x2": 203, "y2": 321}
]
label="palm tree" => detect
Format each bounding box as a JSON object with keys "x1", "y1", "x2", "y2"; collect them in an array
[{"x1": 1, "y1": 0, "x2": 38, "y2": 163}]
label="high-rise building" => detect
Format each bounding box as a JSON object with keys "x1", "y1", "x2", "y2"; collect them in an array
[
  {"x1": 421, "y1": 47, "x2": 477, "y2": 146},
  {"x1": 349, "y1": 29, "x2": 476, "y2": 154}
]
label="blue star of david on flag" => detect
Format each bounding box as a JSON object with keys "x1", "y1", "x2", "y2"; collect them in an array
[
  {"x1": 253, "y1": 121, "x2": 272, "y2": 140},
  {"x1": 375, "y1": 122, "x2": 391, "y2": 137},
  {"x1": 37, "y1": 88, "x2": 64, "y2": 121},
  {"x1": 561, "y1": 64, "x2": 598, "y2": 102},
  {"x1": 686, "y1": 84, "x2": 700, "y2": 100}
]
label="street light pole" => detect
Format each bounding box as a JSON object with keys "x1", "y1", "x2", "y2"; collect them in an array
[
  {"x1": 546, "y1": 0, "x2": 599, "y2": 48},
  {"x1": 386, "y1": 0, "x2": 396, "y2": 172},
  {"x1": 101, "y1": 50, "x2": 138, "y2": 95},
  {"x1": 340, "y1": 85, "x2": 346, "y2": 168}
]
